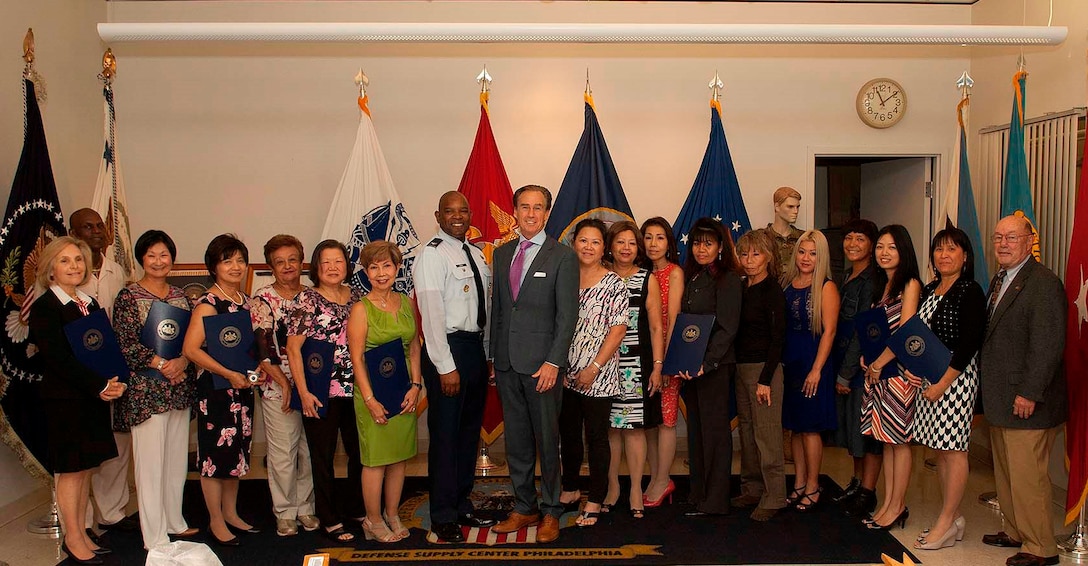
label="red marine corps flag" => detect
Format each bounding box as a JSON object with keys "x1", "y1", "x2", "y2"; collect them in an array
[{"x1": 1063, "y1": 111, "x2": 1088, "y2": 525}]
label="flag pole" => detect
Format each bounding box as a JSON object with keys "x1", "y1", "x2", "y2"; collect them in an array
[{"x1": 1059, "y1": 501, "x2": 1088, "y2": 561}]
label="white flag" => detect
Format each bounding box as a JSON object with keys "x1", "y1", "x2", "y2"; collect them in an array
[
  {"x1": 320, "y1": 96, "x2": 421, "y2": 295},
  {"x1": 90, "y1": 82, "x2": 136, "y2": 279}
]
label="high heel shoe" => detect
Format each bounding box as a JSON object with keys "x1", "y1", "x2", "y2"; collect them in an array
[
  {"x1": 384, "y1": 512, "x2": 409, "y2": 540},
  {"x1": 915, "y1": 521, "x2": 959, "y2": 550},
  {"x1": 867, "y1": 508, "x2": 909, "y2": 530},
  {"x1": 226, "y1": 520, "x2": 261, "y2": 535},
  {"x1": 644, "y1": 480, "x2": 676, "y2": 508},
  {"x1": 362, "y1": 518, "x2": 399, "y2": 543},
  {"x1": 917, "y1": 516, "x2": 965, "y2": 542},
  {"x1": 795, "y1": 488, "x2": 822, "y2": 513},
  {"x1": 785, "y1": 485, "x2": 807, "y2": 507},
  {"x1": 61, "y1": 542, "x2": 104, "y2": 565}
]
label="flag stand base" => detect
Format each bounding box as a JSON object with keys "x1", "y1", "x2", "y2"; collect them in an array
[
  {"x1": 27, "y1": 489, "x2": 61, "y2": 538},
  {"x1": 1059, "y1": 503, "x2": 1088, "y2": 564},
  {"x1": 475, "y1": 445, "x2": 504, "y2": 476},
  {"x1": 978, "y1": 490, "x2": 1000, "y2": 511}
]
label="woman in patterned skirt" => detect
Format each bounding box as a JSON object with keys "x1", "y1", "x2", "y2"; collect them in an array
[
  {"x1": 601, "y1": 221, "x2": 664, "y2": 518},
  {"x1": 558, "y1": 218, "x2": 629, "y2": 527},
  {"x1": 640, "y1": 217, "x2": 685, "y2": 508},
  {"x1": 182, "y1": 234, "x2": 258, "y2": 546},
  {"x1": 286, "y1": 240, "x2": 365, "y2": 544},
  {"x1": 911, "y1": 228, "x2": 985, "y2": 550},
  {"x1": 860, "y1": 224, "x2": 921, "y2": 530},
  {"x1": 780, "y1": 230, "x2": 839, "y2": 512}
]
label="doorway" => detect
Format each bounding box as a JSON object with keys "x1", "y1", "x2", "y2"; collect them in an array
[{"x1": 814, "y1": 155, "x2": 936, "y2": 277}]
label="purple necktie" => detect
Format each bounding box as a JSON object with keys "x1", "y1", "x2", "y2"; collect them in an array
[{"x1": 510, "y1": 239, "x2": 535, "y2": 301}]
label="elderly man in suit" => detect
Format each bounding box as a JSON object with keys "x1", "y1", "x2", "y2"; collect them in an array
[
  {"x1": 489, "y1": 185, "x2": 578, "y2": 544},
  {"x1": 980, "y1": 214, "x2": 1067, "y2": 566}
]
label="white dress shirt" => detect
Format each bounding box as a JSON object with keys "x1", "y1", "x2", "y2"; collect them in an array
[{"x1": 78, "y1": 255, "x2": 127, "y2": 320}]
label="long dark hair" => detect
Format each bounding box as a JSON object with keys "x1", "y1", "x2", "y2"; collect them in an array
[
  {"x1": 682, "y1": 217, "x2": 740, "y2": 279},
  {"x1": 873, "y1": 224, "x2": 920, "y2": 301},
  {"x1": 639, "y1": 217, "x2": 679, "y2": 267},
  {"x1": 929, "y1": 227, "x2": 976, "y2": 283}
]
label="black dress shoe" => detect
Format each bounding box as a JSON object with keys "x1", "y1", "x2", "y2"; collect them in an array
[
  {"x1": 844, "y1": 488, "x2": 877, "y2": 518},
  {"x1": 84, "y1": 529, "x2": 101, "y2": 545},
  {"x1": 1005, "y1": 552, "x2": 1059, "y2": 566},
  {"x1": 98, "y1": 514, "x2": 140, "y2": 532},
  {"x1": 458, "y1": 514, "x2": 496, "y2": 528},
  {"x1": 983, "y1": 531, "x2": 1024, "y2": 548},
  {"x1": 61, "y1": 543, "x2": 104, "y2": 565},
  {"x1": 832, "y1": 477, "x2": 861, "y2": 504},
  {"x1": 432, "y1": 522, "x2": 465, "y2": 543},
  {"x1": 226, "y1": 522, "x2": 261, "y2": 535},
  {"x1": 91, "y1": 545, "x2": 113, "y2": 555},
  {"x1": 210, "y1": 532, "x2": 241, "y2": 547}
]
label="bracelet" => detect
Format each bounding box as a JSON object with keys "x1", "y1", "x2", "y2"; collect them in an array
[
  {"x1": 364, "y1": 395, "x2": 374, "y2": 403},
  {"x1": 591, "y1": 361, "x2": 603, "y2": 372},
  {"x1": 653, "y1": 360, "x2": 664, "y2": 365},
  {"x1": 411, "y1": 382, "x2": 423, "y2": 389},
  {"x1": 156, "y1": 358, "x2": 166, "y2": 371}
]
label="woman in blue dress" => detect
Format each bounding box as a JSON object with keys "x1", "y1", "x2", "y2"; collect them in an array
[{"x1": 780, "y1": 230, "x2": 840, "y2": 512}]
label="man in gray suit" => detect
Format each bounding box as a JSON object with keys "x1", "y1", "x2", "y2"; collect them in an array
[
  {"x1": 490, "y1": 185, "x2": 578, "y2": 543},
  {"x1": 980, "y1": 214, "x2": 1067, "y2": 566}
]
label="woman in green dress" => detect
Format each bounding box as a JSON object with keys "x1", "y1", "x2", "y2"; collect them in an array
[{"x1": 347, "y1": 240, "x2": 423, "y2": 543}]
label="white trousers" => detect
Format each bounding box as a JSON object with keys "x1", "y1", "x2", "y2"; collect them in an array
[
  {"x1": 131, "y1": 409, "x2": 190, "y2": 549},
  {"x1": 87, "y1": 430, "x2": 132, "y2": 527},
  {"x1": 260, "y1": 393, "x2": 315, "y2": 520}
]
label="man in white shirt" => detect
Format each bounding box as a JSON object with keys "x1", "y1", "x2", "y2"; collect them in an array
[
  {"x1": 414, "y1": 192, "x2": 496, "y2": 543},
  {"x1": 70, "y1": 208, "x2": 137, "y2": 535}
]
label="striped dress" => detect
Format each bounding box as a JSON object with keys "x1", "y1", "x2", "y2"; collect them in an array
[
  {"x1": 860, "y1": 293, "x2": 917, "y2": 444},
  {"x1": 610, "y1": 269, "x2": 662, "y2": 429}
]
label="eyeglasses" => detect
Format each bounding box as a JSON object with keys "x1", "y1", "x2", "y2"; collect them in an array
[{"x1": 991, "y1": 232, "x2": 1032, "y2": 244}]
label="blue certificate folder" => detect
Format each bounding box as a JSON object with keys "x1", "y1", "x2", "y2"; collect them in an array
[
  {"x1": 63, "y1": 309, "x2": 131, "y2": 384},
  {"x1": 365, "y1": 339, "x2": 410, "y2": 416},
  {"x1": 289, "y1": 338, "x2": 335, "y2": 418},
  {"x1": 853, "y1": 307, "x2": 891, "y2": 371},
  {"x1": 888, "y1": 315, "x2": 953, "y2": 383},
  {"x1": 140, "y1": 301, "x2": 191, "y2": 361},
  {"x1": 661, "y1": 313, "x2": 715, "y2": 376},
  {"x1": 203, "y1": 311, "x2": 258, "y2": 389}
]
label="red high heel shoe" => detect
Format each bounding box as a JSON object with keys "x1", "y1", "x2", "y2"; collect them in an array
[{"x1": 643, "y1": 480, "x2": 676, "y2": 508}]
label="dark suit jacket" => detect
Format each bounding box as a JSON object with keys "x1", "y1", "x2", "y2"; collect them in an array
[
  {"x1": 980, "y1": 258, "x2": 1067, "y2": 429},
  {"x1": 490, "y1": 236, "x2": 579, "y2": 375},
  {"x1": 681, "y1": 268, "x2": 743, "y2": 371},
  {"x1": 29, "y1": 288, "x2": 109, "y2": 401}
]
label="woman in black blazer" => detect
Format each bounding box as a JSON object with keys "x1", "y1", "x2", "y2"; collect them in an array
[
  {"x1": 677, "y1": 218, "x2": 743, "y2": 516},
  {"x1": 29, "y1": 236, "x2": 127, "y2": 564}
]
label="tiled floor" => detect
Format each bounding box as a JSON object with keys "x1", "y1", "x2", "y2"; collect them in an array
[{"x1": 0, "y1": 445, "x2": 1078, "y2": 566}]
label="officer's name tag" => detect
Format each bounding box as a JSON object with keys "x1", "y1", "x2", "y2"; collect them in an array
[{"x1": 533, "y1": 271, "x2": 547, "y2": 278}]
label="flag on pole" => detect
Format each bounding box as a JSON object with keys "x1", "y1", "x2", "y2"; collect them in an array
[
  {"x1": 456, "y1": 87, "x2": 511, "y2": 443},
  {"x1": 0, "y1": 78, "x2": 67, "y2": 478},
  {"x1": 457, "y1": 91, "x2": 517, "y2": 265},
  {"x1": 674, "y1": 98, "x2": 752, "y2": 261},
  {"x1": 1000, "y1": 69, "x2": 1041, "y2": 261},
  {"x1": 320, "y1": 91, "x2": 421, "y2": 295},
  {"x1": 544, "y1": 93, "x2": 633, "y2": 245},
  {"x1": 936, "y1": 96, "x2": 988, "y2": 289},
  {"x1": 90, "y1": 51, "x2": 136, "y2": 279},
  {"x1": 1062, "y1": 124, "x2": 1088, "y2": 525}
]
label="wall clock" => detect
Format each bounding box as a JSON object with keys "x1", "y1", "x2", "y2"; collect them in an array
[{"x1": 856, "y1": 78, "x2": 907, "y2": 129}]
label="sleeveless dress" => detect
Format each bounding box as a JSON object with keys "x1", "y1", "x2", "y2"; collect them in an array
[
  {"x1": 353, "y1": 294, "x2": 418, "y2": 467},
  {"x1": 781, "y1": 284, "x2": 837, "y2": 433},
  {"x1": 860, "y1": 293, "x2": 916, "y2": 444},
  {"x1": 912, "y1": 293, "x2": 978, "y2": 452},
  {"x1": 194, "y1": 292, "x2": 255, "y2": 478},
  {"x1": 610, "y1": 269, "x2": 662, "y2": 429},
  {"x1": 653, "y1": 263, "x2": 681, "y2": 427}
]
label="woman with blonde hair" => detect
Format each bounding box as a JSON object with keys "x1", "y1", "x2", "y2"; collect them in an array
[{"x1": 780, "y1": 230, "x2": 839, "y2": 512}]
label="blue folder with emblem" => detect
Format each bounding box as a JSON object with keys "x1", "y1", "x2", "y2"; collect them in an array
[
  {"x1": 365, "y1": 339, "x2": 410, "y2": 416},
  {"x1": 853, "y1": 307, "x2": 892, "y2": 373},
  {"x1": 63, "y1": 309, "x2": 131, "y2": 384},
  {"x1": 661, "y1": 313, "x2": 716, "y2": 377},
  {"x1": 289, "y1": 338, "x2": 335, "y2": 418},
  {"x1": 888, "y1": 315, "x2": 952, "y2": 383},
  {"x1": 140, "y1": 301, "x2": 191, "y2": 361},
  {"x1": 203, "y1": 311, "x2": 258, "y2": 389}
]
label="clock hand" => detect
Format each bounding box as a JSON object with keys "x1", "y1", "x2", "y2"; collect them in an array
[{"x1": 876, "y1": 89, "x2": 887, "y2": 107}]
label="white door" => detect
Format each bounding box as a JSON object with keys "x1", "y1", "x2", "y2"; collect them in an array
[{"x1": 859, "y1": 157, "x2": 934, "y2": 278}]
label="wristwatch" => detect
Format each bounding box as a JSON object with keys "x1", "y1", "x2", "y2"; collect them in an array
[
  {"x1": 156, "y1": 358, "x2": 166, "y2": 371},
  {"x1": 411, "y1": 382, "x2": 423, "y2": 390}
]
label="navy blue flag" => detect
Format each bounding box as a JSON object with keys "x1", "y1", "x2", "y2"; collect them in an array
[
  {"x1": 0, "y1": 79, "x2": 67, "y2": 477},
  {"x1": 545, "y1": 95, "x2": 634, "y2": 245},
  {"x1": 674, "y1": 101, "x2": 752, "y2": 261}
]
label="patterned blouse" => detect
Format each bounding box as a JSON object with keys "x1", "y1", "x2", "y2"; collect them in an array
[
  {"x1": 566, "y1": 272, "x2": 630, "y2": 398},
  {"x1": 248, "y1": 284, "x2": 305, "y2": 402},
  {"x1": 112, "y1": 283, "x2": 197, "y2": 430},
  {"x1": 286, "y1": 286, "x2": 363, "y2": 398}
]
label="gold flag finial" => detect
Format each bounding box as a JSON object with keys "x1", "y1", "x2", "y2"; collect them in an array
[
  {"x1": 23, "y1": 28, "x2": 35, "y2": 66},
  {"x1": 100, "y1": 48, "x2": 117, "y2": 83}
]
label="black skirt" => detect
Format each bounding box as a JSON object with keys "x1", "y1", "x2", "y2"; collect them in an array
[{"x1": 45, "y1": 398, "x2": 117, "y2": 473}]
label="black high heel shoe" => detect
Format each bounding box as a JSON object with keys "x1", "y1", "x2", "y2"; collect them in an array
[
  {"x1": 61, "y1": 542, "x2": 104, "y2": 565},
  {"x1": 210, "y1": 530, "x2": 241, "y2": 547},
  {"x1": 867, "y1": 508, "x2": 909, "y2": 530},
  {"x1": 226, "y1": 521, "x2": 261, "y2": 535}
]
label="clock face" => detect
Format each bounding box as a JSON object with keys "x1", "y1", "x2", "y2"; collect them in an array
[{"x1": 856, "y1": 78, "x2": 907, "y2": 129}]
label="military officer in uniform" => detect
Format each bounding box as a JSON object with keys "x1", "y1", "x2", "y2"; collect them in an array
[{"x1": 414, "y1": 191, "x2": 496, "y2": 543}]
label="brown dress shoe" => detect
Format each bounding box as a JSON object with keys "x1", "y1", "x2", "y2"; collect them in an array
[
  {"x1": 536, "y1": 515, "x2": 559, "y2": 543},
  {"x1": 1005, "y1": 552, "x2": 1059, "y2": 566},
  {"x1": 983, "y1": 532, "x2": 1023, "y2": 548},
  {"x1": 492, "y1": 511, "x2": 541, "y2": 534}
]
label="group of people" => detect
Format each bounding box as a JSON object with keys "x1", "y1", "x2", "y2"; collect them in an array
[{"x1": 35, "y1": 182, "x2": 1067, "y2": 566}]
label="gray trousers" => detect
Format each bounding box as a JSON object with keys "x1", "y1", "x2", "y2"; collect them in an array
[
  {"x1": 496, "y1": 369, "x2": 564, "y2": 518},
  {"x1": 735, "y1": 363, "x2": 786, "y2": 510}
]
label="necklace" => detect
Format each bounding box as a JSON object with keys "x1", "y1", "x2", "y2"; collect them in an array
[
  {"x1": 369, "y1": 290, "x2": 393, "y2": 308},
  {"x1": 613, "y1": 264, "x2": 639, "y2": 281},
  {"x1": 214, "y1": 282, "x2": 244, "y2": 306}
]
